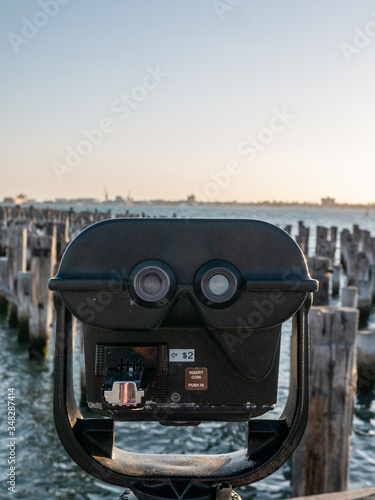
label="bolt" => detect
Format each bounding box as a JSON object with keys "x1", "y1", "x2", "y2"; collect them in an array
[{"x1": 171, "y1": 392, "x2": 181, "y2": 402}]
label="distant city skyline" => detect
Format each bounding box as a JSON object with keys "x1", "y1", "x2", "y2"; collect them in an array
[
  {"x1": 1, "y1": 1, "x2": 375, "y2": 204},
  {"x1": 3, "y1": 192, "x2": 375, "y2": 210}
]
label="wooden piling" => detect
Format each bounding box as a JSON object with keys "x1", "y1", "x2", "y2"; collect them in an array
[
  {"x1": 7, "y1": 227, "x2": 27, "y2": 299},
  {"x1": 0, "y1": 291, "x2": 8, "y2": 315},
  {"x1": 340, "y1": 235, "x2": 373, "y2": 318},
  {"x1": 353, "y1": 224, "x2": 361, "y2": 244},
  {"x1": 342, "y1": 286, "x2": 359, "y2": 308},
  {"x1": 355, "y1": 279, "x2": 372, "y2": 321},
  {"x1": 356, "y1": 329, "x2": 375, "y2": 392},
  {"x1": 316, "y1": 226, "x2": 336, "y2": 261},
  {"x1": 345, "y1": 243, "x2": 359, "y2": 284},
  {"x1": 316, "y1": 226, "x2": 329, "y2": 257},
  {"x1": 330, "y1": 226, "x2": 338, "y2": 257},
  {"x1": 307, "y1": 256, "x2": 332, "y2": 306},
  {"x1": 296, "y1": 221, "x2": 310, "y2": 255},
  {"x1": 292, "y1": 305, "x2": 358, "y2": 497},
  {"x1": 359, "y1": 230, "x2": 372, "y2": 263},
  {"x1": 354, "y1": 252, "x2": 370, "y2": 281},
  {"x1": 371, "y1": 265, "x2": 375, "y2": 302},
  {"x1": 28, "y1": 233, "x2": 57, "y2": 359},
  {"x1": 0, "y1": 227, "x2": 8, "y2": 256},
  {"x1": 0, "y1": 257, "x2": 8, "y2": 294},
  {"x1": 340, "y1": 229, "x2": 351, "y2": 270},
  {"x1": 331, "y1": 264, "x2": 342, "y2": 296},
  {"x1": 17, "y1": 271, "x2": 31, "y2": 343}
]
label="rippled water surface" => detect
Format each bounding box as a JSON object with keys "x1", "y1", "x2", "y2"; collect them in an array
[{"x1": 0, "y1": 205, "x2": 374, "y2": 499}]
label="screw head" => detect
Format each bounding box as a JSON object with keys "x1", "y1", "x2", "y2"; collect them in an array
[{"x1": 171, "y1": 392, "x2": 181, "y2": 402}]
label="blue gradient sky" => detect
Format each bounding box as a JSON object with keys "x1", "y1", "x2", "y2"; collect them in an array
[{"x1": 1, "y1": 1, "x2": 375, "y2": 203}]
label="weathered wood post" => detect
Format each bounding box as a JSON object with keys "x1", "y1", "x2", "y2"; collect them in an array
[
  {"x1": 28, "y1": 232, "x2": 57, "y2": 359},
  {"x1": 356, "y1": 330, "x2": 375, "y2": 392},
  {"x1": 308, "y1": 256, "x2": 332, "y2": 306},
  {"x1": 351, "y1": 251, "x2": 373, "y2": 321},
  {"x1": 371, "y1": 264, "x2": 375, "y2": 302},
  {"x1": 0, "y1": 227, "x2": 7, "y2": 256},
  {"x1": 0, "y1": 256, "x2": 9, "y2": 314},
  {"x1": 359, "y1": 230, "x2": 372, "y2": 262},
  {"x1": 0, "y1": 226, "x2": 9, "y2": 315},
  {"x1": 331, "y1": 264, "x2": 342, "y2": 297},
  {"x1": 353, "y1": 224, "x2": 361, "y2": 244},
  {"x1": 7, "y1": 227, "x2": 27, "y2": 295},
  {"x1": 330, "y1": 226, "x2": 338, "y2": 258},
  {"x1": 17, "y1": 271, "x2": 31, "y2": 343},
  {"x1": 346, "y1": 243, "x2": 358, "y2": 284},
  {"x1": 296, "y1": 221, "x2": 309, "y2": 255},
  {"x1": 316, "y1": 226, "x2": 329, "y2": 257},
  {"x1": 315, "y1": 226, "x2": 336, "y2": 261},
  {"x1": 0, "y1": 206, "x2": 8, "y2": 228},
  {"x1": 342, "y1": 286, "x2": 358, "y2": 308},
  {"x1": 292, "y1": 305, "x2": 358, "y2": 497},
  {"x1": 355, "y1": 280, "x2": 372, "y2": 322},
  {"x1": 340, "y1": 229, "x2": 351, "y2": 270},
  {"x1": 7, "y1": 227, "x2": 27, "y2": 327},
  {"x1": 55, "y1": 217, "x2": 70, "y2": 266}
]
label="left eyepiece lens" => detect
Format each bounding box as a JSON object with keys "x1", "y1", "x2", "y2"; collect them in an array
[
  {"x1": 129, "y1": 261, "x2": 176, "y2": 307},
  {"x1": 140, "y1": 272, "x2": 163, "y2": 296}
]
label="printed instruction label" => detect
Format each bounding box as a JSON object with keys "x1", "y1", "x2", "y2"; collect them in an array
[
  {"x1": 185, "y1": 368, "x2": 208, "y2": 390},
  {"x1": 169, "y1": 349, "x2": 195, "y2": 362}
]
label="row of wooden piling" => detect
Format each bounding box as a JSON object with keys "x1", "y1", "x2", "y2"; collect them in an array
[
  {"x1": 290, "y1": 223, "x2": 375, "y2": 496},
  {"x1": 294, "y1": 222, "x2": 375, "y2": 322},
  {"x1": 0, "y1": 206, "x2": 111, "y2": 358}
]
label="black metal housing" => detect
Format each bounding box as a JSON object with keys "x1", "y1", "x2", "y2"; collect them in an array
[{"x1": 49, "y1": 218, "x2": 317, "y2": 498}]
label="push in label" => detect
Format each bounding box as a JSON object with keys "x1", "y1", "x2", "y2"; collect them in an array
[{"x1": 185, "y1": 368, "x2": 208, "y2": 390}]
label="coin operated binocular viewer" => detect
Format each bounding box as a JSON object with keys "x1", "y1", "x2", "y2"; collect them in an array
[{"x1": 49, "y1": 219, "x2": 318, "y2": 500}]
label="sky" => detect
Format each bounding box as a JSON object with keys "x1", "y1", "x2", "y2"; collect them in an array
[{"x1": 1, "y1": 0, "x2": 375, "y2": 204}]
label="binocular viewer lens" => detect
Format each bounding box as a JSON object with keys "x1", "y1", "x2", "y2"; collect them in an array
[
  {"x1": 207, "y1": 274, "x2": 230, "y2": 296},
  {"x1": 129, "y1": 259, "x2": 242, "y2": 308},
  {"x1": 194, "y1": 261, "x2": 242, "y2": 307},
  {"x1": 141, "y1": 273, "x2": 164, "y2": 296},
  {"x1": 129, "y1": 260, "x2": 176, "y2": 307}
]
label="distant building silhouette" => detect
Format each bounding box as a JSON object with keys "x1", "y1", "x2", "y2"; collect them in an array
[
  {"x1": 321, "y1": 197, "x2": 336, "y2": 208},
  {"x1": 187, "y1": 194, "x2": 196, "y2": 205}
]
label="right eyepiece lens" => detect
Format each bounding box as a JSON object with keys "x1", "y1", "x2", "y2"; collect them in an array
[
  {"x1": 208, "y1": 274, "x2": 230, "y2": 296},
  {"x1": 195, "y1": 261, "x2": 242, "y2": 307}
]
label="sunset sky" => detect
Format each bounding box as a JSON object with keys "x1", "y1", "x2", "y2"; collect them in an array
[{"x1": 1, "y1": 1, "x2": 375, "y2": 203}]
